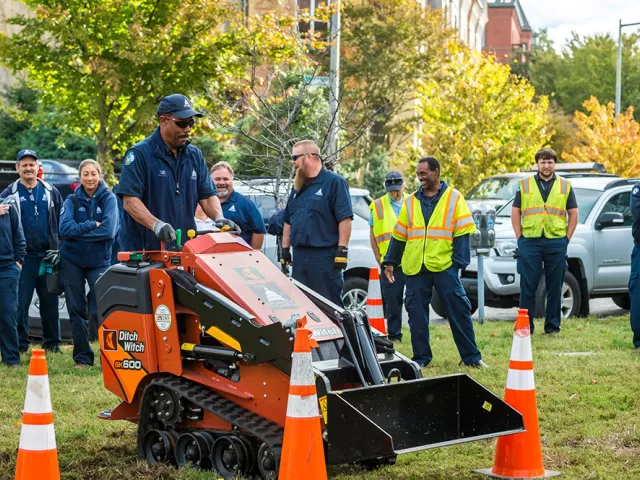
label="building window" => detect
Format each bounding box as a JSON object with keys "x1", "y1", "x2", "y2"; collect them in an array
[{"x1": 298, "y1": 0, "x2": 328, "y2": 34}]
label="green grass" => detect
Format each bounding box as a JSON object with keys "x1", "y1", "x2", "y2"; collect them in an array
[{"x1": 1, "y1": 316, "x2": 640, "y2": 479}]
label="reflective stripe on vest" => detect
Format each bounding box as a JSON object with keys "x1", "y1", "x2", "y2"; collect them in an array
[
  {"x1": 370, "y1": 193, "x2": 407, "y2": 258},
  {"x1": 399, "y1": 187, "x2": 476, "y2": 274},
  {"x1": 519, "y1": 176, "x2": 570, "y2": 239}
]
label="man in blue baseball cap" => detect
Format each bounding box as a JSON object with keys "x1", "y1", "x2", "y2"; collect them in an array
[
  {"x1": 1, "y1": 149, "x2": 63, "y2": 356},
  {"x1": 369, "y1": 171, "x2": 407, "y2": 342},
  {"x1": 117, "y1": 94, "x2": 240, "y2": 251}
]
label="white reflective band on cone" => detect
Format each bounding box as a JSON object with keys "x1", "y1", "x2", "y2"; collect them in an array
[
  {"x1": 368, "y1": 280, "x2": 381, "y2": 288},
  {"x1": 289, "y1": 352, "x2": 314, "y2": 386},
  {"x1": 286, "y1": 394, "x2": 320, "y2": 418},
  {"x1": 366, "y1": 305, "x2": 384, "y2": 317},
  {"x1": 509, "y1": 336, "x2": 533, "y2": 362},
  {"x1": 24, "y1": 375, "x2": 53, "y2": 413},
  {"x1": 19, "y1": 424, "x2": 56, "y2": 451},
  {"x1": 506, "y1": 369, "x2": 536, "y2": 391}
]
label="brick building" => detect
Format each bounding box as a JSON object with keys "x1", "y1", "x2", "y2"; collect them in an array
[{"x1": 483, "y1": 0, "x2": 532, "y2": 63}]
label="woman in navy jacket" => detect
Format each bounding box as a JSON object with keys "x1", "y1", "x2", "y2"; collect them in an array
[
  {"x1": 0, "y1": 201, "x2": 26, "y2": 366},
  {"x1": 60, "y1": 160, "x2": 118, "y2": 367}
]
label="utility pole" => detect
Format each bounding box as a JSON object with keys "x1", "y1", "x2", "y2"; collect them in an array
[
  {"x1": 328, "y1": 0, "x2": 340, "y2": 166},
  {"x1": 615, "y1": 19, "x2": 640, "y2": 119}
]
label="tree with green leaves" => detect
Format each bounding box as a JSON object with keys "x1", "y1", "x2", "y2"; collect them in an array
[
  {"x1": 341, "y1": 0, "x2": 453, "y2": 148},
  {"x1": 0, "y1": 83, "x2": 96, "y2": 160},
  {"x1": 406, "y1": 44, "x2": 551, "y2": 193},
  {"x1": 527, "y1": 32, "x2": 640, "y2": 120},
  {"x1": 0, "y1": 0, "x2": 285, "y2": 181}
]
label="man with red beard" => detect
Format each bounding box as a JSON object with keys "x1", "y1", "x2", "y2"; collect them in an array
[{"x1": 281, "y1": 140, "x2": 353, "y2": 307}]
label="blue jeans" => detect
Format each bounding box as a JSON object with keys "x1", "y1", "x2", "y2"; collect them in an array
[
  {"x1": 404, "y1": 266, "x2": 481, "y2": 365},
  {"x1": 61, "y1": 257, "x2": 106, "y2": 366},
  {"x1": 292, "y1": 247, "x2": 344, "y2": 307},
  {"x1": 517, "y1": 236, "x2": 569, "y2": 333},
  {"x1": 0, "y1": 263, "x2": 21, "y2": 365},
  {"x1": 380, "y1": 265, "x2": 405, "y2": 340},
  {"x1": 630, "y1": 245, "x2": 640, "y2": 348},
  {"x1": 17, "y1": 256, "x2": 60, "y2": 351}
]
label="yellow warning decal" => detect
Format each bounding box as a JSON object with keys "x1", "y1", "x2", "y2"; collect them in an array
[
  {"x1": 319, "y1": 396, "x2": 328, "y2": 424},
  {"x1": 181, "y1": 343, "x2": 196, "y2": 351},
  {"x1": 482, "y1": 401, "x2": 492, "y2": 412}
]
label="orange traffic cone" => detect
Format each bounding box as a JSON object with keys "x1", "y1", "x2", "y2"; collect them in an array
[
  {"x1": 15, "y1": 349, "x2": 60, "y2": 480},
  {"x1": 366, "y1": 267, "x2": 387, "y2": 334},
  {"x1": 279, "y1": 317, "x2": 327, "y2": 480},
  {"x1": 476, "y1": 309, "x2": 560, "y2": 479}
]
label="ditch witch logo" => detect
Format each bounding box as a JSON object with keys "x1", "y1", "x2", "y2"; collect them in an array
[{"x1": 102, "y1": 329, "x2": 146, "y2": 353}]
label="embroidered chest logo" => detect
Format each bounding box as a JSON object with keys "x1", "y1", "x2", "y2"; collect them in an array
[
  {"x1": 229, "y1": 205, "x2": 236, "y2": 212},
  {"x1": 191, "y1": 169, "x2": 197, "y2": 180},
  {"x1": 315, "y1": 189, "x2": 323, "y2": 196},
  {"x1": 158, "y1": 170, "x2": 168, "y2": 177}
]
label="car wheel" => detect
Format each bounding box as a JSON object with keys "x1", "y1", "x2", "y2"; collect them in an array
[
  {"x1": 534, "y1": 271, "x2": 581, "y2": 319},
  {"x1": 431, "y1": 288, "x2": 478, "y2": 320},
  {"x1": 612, "y1": 294, "x2": 631, "y2": 310},
  {"x1": 342, "y1": 276, "x2": 369, "y2": 311}
]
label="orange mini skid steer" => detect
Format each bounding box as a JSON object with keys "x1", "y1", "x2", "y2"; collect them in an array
[{"x1": 96, "y1": 230, "x2": 523, "y2": 479}]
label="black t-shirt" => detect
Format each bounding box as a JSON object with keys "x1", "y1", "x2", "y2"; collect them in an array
[{"x1": 513, "y1": 174, "x2": 577, "y2": 209}]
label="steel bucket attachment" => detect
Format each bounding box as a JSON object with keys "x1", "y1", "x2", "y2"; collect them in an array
[{"x1": 326, "y1": 373, "x2": 524, "y2": 465}]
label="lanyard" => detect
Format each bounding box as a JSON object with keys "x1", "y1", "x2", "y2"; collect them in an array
[{"x1": 27, "y1": 187, "x2": 39, "y2": 219}]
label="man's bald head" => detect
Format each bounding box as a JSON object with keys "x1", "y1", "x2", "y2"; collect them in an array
[
  {"x1": 292, "y1": 140, "x2": 321, "y2": 156},
  {"x1": 292, "y1": 140, "x2": 323, "y2": 184}
]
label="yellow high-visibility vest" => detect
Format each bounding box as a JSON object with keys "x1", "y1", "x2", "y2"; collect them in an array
[
  {"x1": 392, "y1": 187, "x2": 476, "y2": 275},
  {"x1": 519, "y1": 176, "x2": 571, "y2": 239},
  {"x1": 369, "y1": 193, "x2": 408, "y2": 258}
]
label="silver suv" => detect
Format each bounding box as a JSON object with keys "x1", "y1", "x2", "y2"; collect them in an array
[{"x1": 438, "y1": 176, "x2": 638, "y2": 319}]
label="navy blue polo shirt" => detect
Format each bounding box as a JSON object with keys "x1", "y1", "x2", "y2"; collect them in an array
[
  {"x1": 283, "y1": 168, "x2": 353, "y2": 248},
  {"x1": 17, "y1": 182, "x2": 49, "y2": 257},
  {"x1": 117, "y1": 128, "x2": 217, "y2": 251},
  {"x1": 222, "y1": 190, "x2": 267, "y2": 245}
]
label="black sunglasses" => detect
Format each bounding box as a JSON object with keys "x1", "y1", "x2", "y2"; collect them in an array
[
  {"x1": 166, "y1": 116, "x2": 195, "y2": 129},
  {"x1": 291, "y1": 153, "x2": 321, "y2": 161},
  {"x1": 385, "y1": 178, "x2": 404, "y2": 185}
]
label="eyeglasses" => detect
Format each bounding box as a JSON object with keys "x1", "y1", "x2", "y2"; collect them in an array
[{"x1": 165, "y1": 116, "x2": 195, "y2": 129}]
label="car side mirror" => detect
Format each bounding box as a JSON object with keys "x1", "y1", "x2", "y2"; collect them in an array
[{"x1": 595, "y1": 211, "x2": 625, "y2": 230}]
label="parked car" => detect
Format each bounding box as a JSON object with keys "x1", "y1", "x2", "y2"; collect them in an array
[
  {"x1": 39, "y1": 159, "x2": 81, "y2": 198},
  {"x1": 436, "y1": 176, "x2": 639, "y2": 319},
  {"x1": 466, "y1": 164, "x2": 614, "y2": 211}
]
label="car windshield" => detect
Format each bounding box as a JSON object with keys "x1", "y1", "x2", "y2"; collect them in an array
[
  {"x1": 495, "y1": 188, "x2": 603, "y2": 224},
  {"x1": 351, "y1": 195, "x2": 371, "y2": 220},
  {"x1": 467, "y1": 177, "x2": 521, "y2": 200}
]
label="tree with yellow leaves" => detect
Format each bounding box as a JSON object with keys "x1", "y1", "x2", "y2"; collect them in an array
[
  {"x1": 562, "y1": 97, "x2": 640, "y2": 177},
  {"x1": 405, "y1": 44, "x2": 551, "y2": 193}
]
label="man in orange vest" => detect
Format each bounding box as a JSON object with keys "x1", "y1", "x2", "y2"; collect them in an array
[{"x1": 369, "y1": 172, "x2": 407, "y2": 342}]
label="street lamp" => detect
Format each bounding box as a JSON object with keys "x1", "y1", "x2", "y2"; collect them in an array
[
  {"x1": 615, "y1": 19, "x2": 640, "y2": 118},
  {"x1": 327, "y1": 0, "x2": 340, "y2": 165}
]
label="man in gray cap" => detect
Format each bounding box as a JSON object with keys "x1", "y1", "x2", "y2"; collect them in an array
[
  {"x1": 368, "y1": 171, "x2": 407, "y2": 342},
  {"x1": 117, "y1": 94, "x2": 240, "y2": 251}
]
